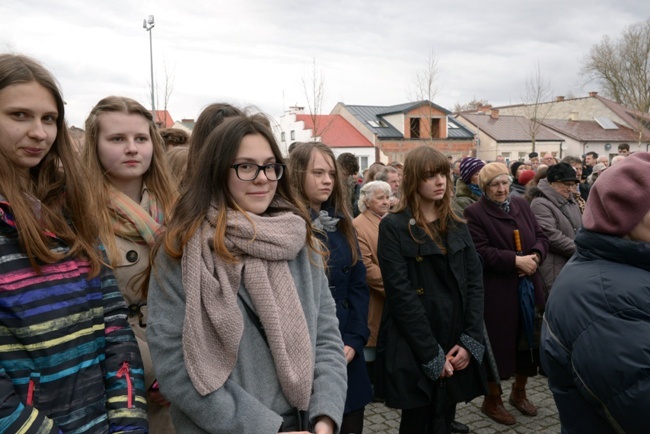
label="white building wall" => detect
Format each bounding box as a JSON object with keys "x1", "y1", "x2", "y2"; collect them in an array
[
  {"x1": 272, "y1": 110, "x2": 314, "y2": 156},
  {"x1": 382, "y1": 113, "x2": 404, "y2": 134}
]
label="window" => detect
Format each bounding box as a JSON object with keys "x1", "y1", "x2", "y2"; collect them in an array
[
  {"x1": 430, "y1": 118, "x2": 441, "y2": 138},
  {"x1": 359, "y1": 156, "x2": 369, "y2": 171},
  {"x1": 502, "y1": 152, "x2": 511, "y2": 159},
  {"x1": 519, "y1": 152, "x2": 527, "y2": 160},
  {"x1": 290, "y1": 130, "x2": 295, "y2": 140},
  {"x1": 410, "y1": 118, "x2": 420, "y2": 138},
  {"x1": 367, "y1": 120, "x2": 381, "y2": 128},
  {"x1": 281, "y1": 132, "x2": 286, "y2": 142}
]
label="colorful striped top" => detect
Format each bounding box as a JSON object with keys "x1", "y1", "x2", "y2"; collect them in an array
[{"x1": 0, "y1": 199, "x2": 148, "y2": 433}]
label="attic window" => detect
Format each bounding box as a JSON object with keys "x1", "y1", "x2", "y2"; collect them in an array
[
  {"x1": 367, "y1": 120, "x2": 382, "y2": 127},
  {"x1": 594, "y1": 116, "x2": 618, "y2": 130},
  {"x1": 410, "y1": 118, "x2": 420, "y2": 138}
]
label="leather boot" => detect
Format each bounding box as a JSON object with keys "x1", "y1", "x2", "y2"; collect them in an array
[
  {"x1": 481, "y1": 382, "x2": 516, "y2": 425},
  {"x1": 509, "y1": 374, "x2": 538, "y2": 416}
]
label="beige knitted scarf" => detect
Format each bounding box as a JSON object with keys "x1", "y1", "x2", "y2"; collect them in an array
[{"x1": 182, "y1": 200, "x2": 314, "y2": 410}]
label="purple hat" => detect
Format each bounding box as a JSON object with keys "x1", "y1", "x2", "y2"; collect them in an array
[
  {"x1": 459, "y1": 157, "x2": 485, "y2": 184},
  {"x1": 584, "y1": 152, "x2": 650, "y2": 236}
]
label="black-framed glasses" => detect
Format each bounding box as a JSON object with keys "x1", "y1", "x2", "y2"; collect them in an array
[{"x1": 230, "y1": 163, "x2": 285, "y2": 181}]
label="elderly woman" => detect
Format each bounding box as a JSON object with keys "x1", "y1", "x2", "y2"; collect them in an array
[
  {"x1": 353, "y1": 181, "x2": 392, "y2": 357},
  {"x1": 464, "y1": 163, "x2": 549, "y2": 426},
  {"x1": 528, "y1": 163, "x2": 582, "y2": 296}
]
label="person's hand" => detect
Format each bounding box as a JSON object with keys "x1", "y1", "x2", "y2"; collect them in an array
[
  {"x1": 447, "y1": 345, "x2": 470, "y2": 371},
  {"x1": 147, "y1": 388, "x2": 170, "y2": 407},
  {"x1": 343, "y1": 345, "x2": 356, "y2": 364},
  {"x1": 314, "y1": 415, "x2": 335, "y2": 434},
  {"x1": 440, "y1": 357, "x2": 455, "y2": 379},
  {"x1": 515, "y1": 254, "x2": 538, "y2": 276}
]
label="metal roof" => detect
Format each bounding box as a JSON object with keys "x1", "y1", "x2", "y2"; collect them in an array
[
  {"x1": 343, "y1": 105, "x2": 404, "y2": 139},
  {"x1": 460, "y1": 113, "x2": 562, "y2": 142}
]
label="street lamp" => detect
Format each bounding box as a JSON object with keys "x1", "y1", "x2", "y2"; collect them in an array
[{"x1": 143, "y1": 15, "x2": 155, "y2": 113}]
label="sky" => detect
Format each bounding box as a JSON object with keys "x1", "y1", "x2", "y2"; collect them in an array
[{"x1": 1, "y1": 0, "x2": 646, "y2": 128}]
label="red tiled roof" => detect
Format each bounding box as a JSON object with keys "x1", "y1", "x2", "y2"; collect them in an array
[
  {"x1": 459, "y1": 113, "x2": 562, "y2": 142},
  {"x1": 153, "y1": 110, "x2": 174, "y2": 128},
  {"x1": 296, "y1": 114, "x2": 374, "y2": 148},
  {"x1": 541, "y1": 119, "x2": 644, "y2": 142}
]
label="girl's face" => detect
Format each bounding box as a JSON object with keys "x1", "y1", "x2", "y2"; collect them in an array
[
  {"x1": 417, "y1": 172, "x2": 447, "y2": 204},
  {"x1": 304, "y1": 150, "x2": 336, "y2": 212},
  {"x1": 228, "y1": 133, "x2": 278, "y2": 215},
  {"x1": 0, "y1": 81, "x2": 58, "y2": 175},
  {"x1": 97, "y1": 112, "x2": 153, "y2": 189}
]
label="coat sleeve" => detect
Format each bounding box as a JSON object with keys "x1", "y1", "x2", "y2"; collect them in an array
[
  {"x1": 529, "y1": 200, "x2": 569, "y2": 257},
  {"x1": 0, "y1": 371, "x2": 59, "y2": 433},
  {"x1": 100, "y1": 264, "x2": 149, "y2": 433},
  {"x1": 306, "y1": 253, "x2": 347, "y2": 432},
  {"x1": 354, "y1": 224, "x2": 384, "y2": 294},
  {"x1": 464, "y1": 205, "x2": 518, "y2": 271},
  {"x1": 146, "y1": 250, "x2": 285, "y2": 434},
  {"x1": 378, "y1": 217, "x2": 442, "y2": 368},
  {"x1": 340, "y1": 242, "x2": 370, "y2": 355}
]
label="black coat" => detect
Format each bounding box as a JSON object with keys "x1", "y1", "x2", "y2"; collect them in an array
[
  {"x1": 375, "y1": 209, "x2": 487, "y2": 409},
  {"x1": 541, "y1": 229, "x2": 650, "y2": 433}
]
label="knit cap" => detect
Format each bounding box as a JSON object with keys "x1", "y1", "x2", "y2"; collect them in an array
[
  {"x1": 510, "y1": 161, "x2": 524, "y2": 178},
  {"x1": 518, "y1": 170, "x2": 535, "y2": 186},
  {"x1": 583, "y1": 152, "x2": 650, "y2": 236},
  {"x1": 459, "y1": 157, "x2": 485, "y2": 184},
  {"x1": 478, "y1": 162, "x2": 509, "y2": 191}
]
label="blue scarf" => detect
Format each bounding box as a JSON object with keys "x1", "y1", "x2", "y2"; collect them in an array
[{"x1": 469, "y1": 183, "x2": 483, "y2": 198}]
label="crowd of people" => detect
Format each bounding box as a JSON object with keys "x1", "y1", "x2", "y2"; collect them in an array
[{"x1": 1, "y1": 52, "x2": 648, "y2": 434}]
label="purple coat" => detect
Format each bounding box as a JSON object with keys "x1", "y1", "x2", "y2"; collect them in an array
[{"x1": 464, "y1": 196, "x2": 549, "y2": 378}]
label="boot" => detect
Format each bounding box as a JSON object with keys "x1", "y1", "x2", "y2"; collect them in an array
[
  {"x1": 481, "y1": 382, "x2": 516, "y2": 425},
  {"x1": 509, "y1": 374, "x2": 538, "y2": 416}
]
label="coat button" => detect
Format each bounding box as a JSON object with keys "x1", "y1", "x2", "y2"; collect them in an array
[
  {"x1": 126, "y1": 250, "x2": 139, "y2": 263},
  {"x1": 342, "y1": 265, "x2": 351, "y2": 274},
  {"x1": 342, "y1": 300, "x2": 349, "y2": 309},
  {"x1": 416, "y1": 287, "x2": 424, "y2": 295},
  {"x1": 415, "y1": 256, "x2": 423, "y2": 262}
]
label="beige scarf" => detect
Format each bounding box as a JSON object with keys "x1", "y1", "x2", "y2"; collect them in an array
[{"x1": 182, "y1": 200, "x2": 314, "y2": 410}]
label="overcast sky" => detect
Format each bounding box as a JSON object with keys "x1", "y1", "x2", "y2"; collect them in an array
[{"x1": 1, "y1": 0, "x2": 646, "y2": 128}]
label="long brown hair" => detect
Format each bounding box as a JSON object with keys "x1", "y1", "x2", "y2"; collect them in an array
[
  {"x1": 397, "y1": 146, "x2": 463, "y2": 247},
  {"x1": 0, "y1": 54, "x2": 103, "y2": 275},
  {"x1": 161, "y1": 113, "x2": 316, "y2": 263},
  {"x1": 82, "y1": 96, "x2": 177, "y2": 267},
  {"x1": 288, "y1": 142, "x2": 360, "y2": 265}
]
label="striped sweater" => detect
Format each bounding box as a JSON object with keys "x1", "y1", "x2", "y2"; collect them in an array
[{"x1": 0, "y1": 200, "x2": 148, "y2": 433}]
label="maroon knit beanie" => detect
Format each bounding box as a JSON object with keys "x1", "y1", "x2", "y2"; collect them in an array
[
  {"x1": 583, "y1": 152, "x2": 650, "y2": 236},
  {"x1": 459, "y1": 157, "x2": 485, "y2": 184}
]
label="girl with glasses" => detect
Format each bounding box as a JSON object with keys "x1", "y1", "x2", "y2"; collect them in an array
[
  {"x1": 289, "y1": 142, "x2": 373, "y2": 434},
  {"x1": 147, "y1": 114, "x2": 346, "y2": 433},
  {"x1": 0, "y1": 54, "x2": 147, "y2": 433}
]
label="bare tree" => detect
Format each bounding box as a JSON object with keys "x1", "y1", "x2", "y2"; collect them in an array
[
  {"x1": 156, "y1": 61, "x2": 175, "y2": 128},
  {"x1": 582, "y1": 19, "x2": 650, "y2": 114},
  {"x1": 453, "y1": 98, "x2": 490, "y2": 113},
  {"x1": 519, "y1": 61, "x2": 553, "y2": 153},
  {"x1": 301, "y1": 58, "x2": 331, "y2": 139},
  {"x1": 407, "y1": 50, "x2": 442, "y2": 141}
]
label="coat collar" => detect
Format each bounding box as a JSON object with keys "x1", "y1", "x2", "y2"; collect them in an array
[
  {"x1": 478, "y1": 195, "x2": 521, "y2": 220},
  {"x1": 391, "y1": 208, "x2": 469, "y2": 255}
]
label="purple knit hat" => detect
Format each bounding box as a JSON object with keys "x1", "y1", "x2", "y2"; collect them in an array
[
  {"x1": 459, "y1": 157, "x2": 485, "y2": 184},
  {"x1": 583, "y1": 152, "x2": 650, "y2": 236}
]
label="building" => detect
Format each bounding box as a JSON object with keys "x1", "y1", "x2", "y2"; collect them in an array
[{"x1": 172, "y1": 119, "x2": 195, "y2": 133}]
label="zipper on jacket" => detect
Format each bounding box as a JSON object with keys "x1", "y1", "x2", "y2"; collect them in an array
[
  {"x1": 116, "y1": 361, "x2": 133, "y2": 409},
  {"x1": 26, "y1": 373, "x2": 40, "y2": 406}
]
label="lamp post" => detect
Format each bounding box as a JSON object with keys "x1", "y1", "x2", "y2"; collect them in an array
[{"x1": 143, "y1": 15, "x2": 155, "y2": 113}]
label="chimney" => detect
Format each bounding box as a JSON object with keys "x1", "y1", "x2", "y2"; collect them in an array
[
  {"x1": 556, "y1": 96, "x2": 565, "y2": 102},
  {"x1": 478, "y1": 104, "x2": 492, "y2": 114},
  {"x1": 589, "y1": 91, "x2": 598, "y2": 97},
  {"x1": 181, "y1": 118, "x2": 194, "y2": 123},
  {"x1": 490, "y1": 108, "x2": 499, "y2": 119}
]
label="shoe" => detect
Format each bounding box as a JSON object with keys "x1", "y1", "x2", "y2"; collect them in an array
[
  {"x1": 450, "y1": 420, "x2": 470, "y2": 433},
  {"x1": 509, "y1": 387, "x2": 538, "y2": 416},
  {"x1": 481, "y1": 395, "x2": 516, "y2": 425}
]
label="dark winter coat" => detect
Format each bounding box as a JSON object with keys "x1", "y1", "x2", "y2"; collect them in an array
[
  {"x1": 375, "y1": 209, "x2": 487, "y2": 410},
  {"x1": 313, "y1": 209, "x2": 373, "y2": 414},
  {"x1": 541, "y1": 229, "x2": 650, "y2": 434},
  {"x1": 529, "y1": 179, "x2": 582, "y2": 295},
  {"x1": 464, "y1": 195, "x2": 549, "y2": 378}
]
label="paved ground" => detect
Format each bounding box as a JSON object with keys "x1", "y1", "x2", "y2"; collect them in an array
[{"x1": 364, "y1": 375, "x2": 560, "y2": 433}]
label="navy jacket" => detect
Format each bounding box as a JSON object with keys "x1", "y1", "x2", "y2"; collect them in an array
[
  {"x1": 541, "y1": 229, "x2": 650, "y2": 433},
  {"x1": 312, "y1": 208, "x2": 373, "y2": 414}
]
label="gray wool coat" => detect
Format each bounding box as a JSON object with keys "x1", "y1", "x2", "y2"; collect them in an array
[
  {"x1": 147, "y1": 246, "x2": 347, "y2": 434},
  {"x1": 530, "y1": 179, "x2": 583, "y2": 295}
]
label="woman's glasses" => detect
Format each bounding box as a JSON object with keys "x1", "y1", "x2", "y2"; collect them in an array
[{"x1": 230, "y1": 163, "x2": 285, "y2": 181}]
